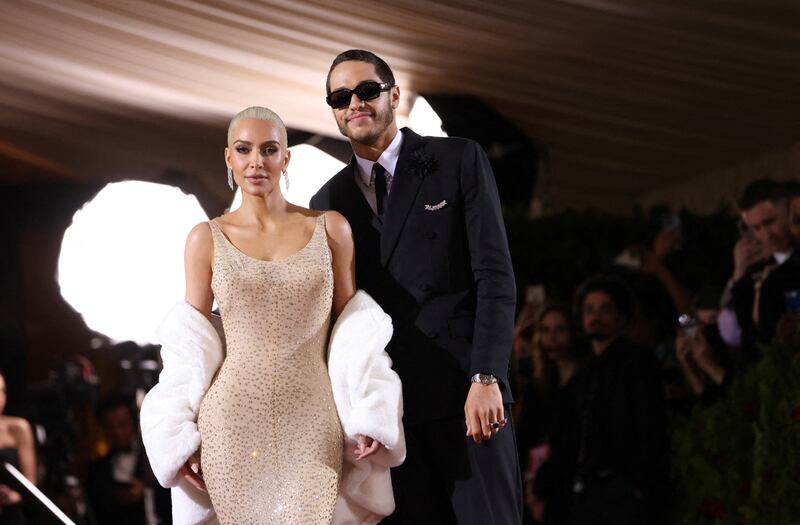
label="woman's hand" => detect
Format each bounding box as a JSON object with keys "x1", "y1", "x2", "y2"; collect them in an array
[
  {"x1": 179, "y1": 451, "x2": 206, "y2": 492},
  {"x1": 354, "y1": 435, "x2": 383, "y2": 460}
]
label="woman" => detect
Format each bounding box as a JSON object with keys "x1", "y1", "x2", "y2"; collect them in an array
[
  {"x1": 519, "y1": 304, "x2": 585, "y2": 525},
  {"x1": 143, "y1": 107, "x2": 401, "y2": 524},
  {"x1": 0, "y1": 370, "x2": 36, "y2": 524}
]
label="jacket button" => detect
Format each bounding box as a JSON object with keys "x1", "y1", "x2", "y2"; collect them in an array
[
  {"x1": 426, "y1": 231, "x2": 437, "y2": 240},
  {"x1": 427, "y1": 331, "x2": 439, "y2": 339},
  {"x1": 419, "y1": 283, "x2": 432, "y2": 292}
]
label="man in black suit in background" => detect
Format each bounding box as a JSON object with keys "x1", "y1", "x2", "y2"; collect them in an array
[{"x1": 311, "y1": 50, "x2": 521, "y2": 524}]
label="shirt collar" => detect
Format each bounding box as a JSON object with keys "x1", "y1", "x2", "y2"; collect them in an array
[
  {"x1": 354, "y1": 130, "x2": 404, "y2": 186},
  {"x1": 774, "y1": 250, "x2": 793, "y2": 265}
]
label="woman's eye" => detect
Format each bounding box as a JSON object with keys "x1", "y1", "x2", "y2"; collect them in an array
[
  {"x1": 263, "y1": 147, "x2": 278, "y2": 155},
  {"x1": 235, "y1": 146, "x2": 250, "y2": 153}
]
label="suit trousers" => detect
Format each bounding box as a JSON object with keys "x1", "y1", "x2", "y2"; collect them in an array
[{"x1": 380, "y1": 405, "x2": 523, "y2": 525}]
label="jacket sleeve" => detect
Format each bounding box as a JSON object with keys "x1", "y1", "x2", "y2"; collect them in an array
[
  {"x1": 459, "y1": 141, "x2": 517, "y2": 383},
  {"x1": 139, "y1": 301, "x2": 224, "y2": 488}
]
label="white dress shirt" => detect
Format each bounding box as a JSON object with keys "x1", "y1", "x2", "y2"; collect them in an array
[{"x1": 353, "y1": 130, "x2": 404, "y2": 215}]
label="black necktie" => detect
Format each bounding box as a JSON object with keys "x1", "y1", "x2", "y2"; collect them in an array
[{"x1": 373, "y1": 163, "x2": 388, "y2": 217}]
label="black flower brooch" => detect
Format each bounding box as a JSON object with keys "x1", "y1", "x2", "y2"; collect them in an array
[{"x1": 409, "y1": 150, "x2": 437, "y2": 179}]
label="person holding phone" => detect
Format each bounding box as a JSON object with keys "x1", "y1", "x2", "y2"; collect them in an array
[{"x1": 731, "y1": 180, "x2": 799, "y2": 352}]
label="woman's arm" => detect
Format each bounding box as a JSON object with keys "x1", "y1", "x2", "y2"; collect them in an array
[
  {"x1": 675, "y1": 333, "x2": 706, "y2": 397},
  {"x1": 11, "y1": 418, "x2": 36, "y2": 484},
  {"x1": 178, "y1": 222, "x2": 213, "y2": 492},
  {"x1": 324, "y1": 211, "x2": 356, "y2": 319},
  {"x1": 185, "y1": 223, "x2": 214, "y2": 318}
]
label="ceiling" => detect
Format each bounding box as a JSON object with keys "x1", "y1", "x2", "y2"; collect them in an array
[{"x1": 1, "y1": 0, "x2": 799, "y2": 210}]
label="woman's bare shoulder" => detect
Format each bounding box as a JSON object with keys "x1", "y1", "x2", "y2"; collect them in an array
[
  {"x1": 322, "y1": 210, "x2": 352, "y2": 243},
  {"x1": 3, "y1": 416, "x2": 32, "y2": 436},
  {"x1": 185, "y1": 221, "x2": 214, "y2": 260}
]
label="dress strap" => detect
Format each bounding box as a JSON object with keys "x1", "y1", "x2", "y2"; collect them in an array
[{"x1": 206, "y1": 219, "x2": 231, "y2": 257}]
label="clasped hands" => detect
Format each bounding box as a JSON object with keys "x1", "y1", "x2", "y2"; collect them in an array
[
  {"x1": 464, "y1": 382, "x2": 506, "y2": 443},
  {"x1": 181, "y1": 436, "x2": 385, "y2": 493}
]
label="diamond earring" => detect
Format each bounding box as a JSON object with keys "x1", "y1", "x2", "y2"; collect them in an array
[
  {"x1": 282, "y1": 169, "x2": 290, "y2": 190},
  {"x1": 227, "y1": 168, "x2": 234, "y2": 190}
]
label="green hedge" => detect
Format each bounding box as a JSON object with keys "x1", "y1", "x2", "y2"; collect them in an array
[{"x1": 669, "y1": 341, "x2": 800, "y2": 524}]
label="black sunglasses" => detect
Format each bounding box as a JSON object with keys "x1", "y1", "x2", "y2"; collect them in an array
[{"x1": 326, "y1": 81, "x2": 393, "y2": 109}]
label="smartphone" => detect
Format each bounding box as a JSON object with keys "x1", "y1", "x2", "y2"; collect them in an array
[
  {"x1": 661, "y1": 212, "x2": 681, "y2": 233},
  {"x1": 737, "y1": 219, "x2": 753, "y2": 240},
  {"x1": 678, "y1": 313, "x2": 700, "y2": 338}
]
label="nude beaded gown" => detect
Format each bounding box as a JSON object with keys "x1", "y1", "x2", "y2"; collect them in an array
[{"x1": 197, "y1": 214, "x2": 342, "y2": 524}]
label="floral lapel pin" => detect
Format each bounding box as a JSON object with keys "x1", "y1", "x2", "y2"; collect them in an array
[{"x1": 409, "y1": 149, "x2": 437, "y2": 179}]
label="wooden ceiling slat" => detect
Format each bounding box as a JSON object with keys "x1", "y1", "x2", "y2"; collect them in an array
[{"x1": 0, "y1": 0, "x2": 797, "y2": 209}]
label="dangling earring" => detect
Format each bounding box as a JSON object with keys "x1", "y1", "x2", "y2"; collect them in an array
[
  {"x1": 227, "y1": 168, "x2": 234, "y2": 190},
  {"x1": 282, "y1": 169, "x2": 290, "y2": 190}
]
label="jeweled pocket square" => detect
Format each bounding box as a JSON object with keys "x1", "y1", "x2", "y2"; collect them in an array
[{"x1": 424, "y1": 200, "x2": 447, "y2": 211}]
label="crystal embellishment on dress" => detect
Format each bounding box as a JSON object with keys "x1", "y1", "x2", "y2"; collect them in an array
[{"x1": 197, "y1": 214, "x2": 342, "y2": 524}]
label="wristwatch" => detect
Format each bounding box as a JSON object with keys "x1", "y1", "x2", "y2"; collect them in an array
[{"x1": 470, "y1": 373, "x2": 498, "y2": 385}]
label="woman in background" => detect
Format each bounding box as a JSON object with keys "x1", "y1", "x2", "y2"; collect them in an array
[{"x1": 0, "y1": 370, "x2": 36, "y2": 524}]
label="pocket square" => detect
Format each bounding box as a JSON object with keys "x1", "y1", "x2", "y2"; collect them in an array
[{"x1": 424, "y1": 200, "x2": 447, "y2": 211}]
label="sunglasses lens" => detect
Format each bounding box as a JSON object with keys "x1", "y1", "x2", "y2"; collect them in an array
[
  {"x1": 355, "y1": 82, "x2": 382, "y2": 101},
  {"x1": 327, "y1": 90, "x2": 352, "y2": 109}
]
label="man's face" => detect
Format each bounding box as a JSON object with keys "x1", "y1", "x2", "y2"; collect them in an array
[
  {"x1": 789, "y1": 196, "x2": 800, "y2": 241},
  {"x1": 741, "y1": 200, "x2": 793, "y2": 255},
  {"x1": 101, "y1": 406, "x2": 135, "y2": 451},
  {"x1": 581, "y1": 291, "x2": 626, "y2": 342},
  {"x1": 328, "y1": 60, "x2": 398, "y2": 146}
]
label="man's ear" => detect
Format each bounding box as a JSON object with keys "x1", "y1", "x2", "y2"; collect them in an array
[{"x1": 391, "y1": 86, "x2": 400, "y2": 110}]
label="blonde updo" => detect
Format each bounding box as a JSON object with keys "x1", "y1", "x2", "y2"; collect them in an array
[{"x1": 227, "y1": 106, "x2": 288, "y2": 147}]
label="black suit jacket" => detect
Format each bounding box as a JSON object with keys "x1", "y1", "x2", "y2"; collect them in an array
[
  {"x1": 311, "y1": 128, "x2": 516, "y2": 423},
  {"x1": 758, "y1": 250, "x2": 800, "y2": 343}
]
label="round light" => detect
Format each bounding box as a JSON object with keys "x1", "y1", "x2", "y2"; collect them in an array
[{"x1": 58, "y1": 181, "x2": 208, "y2": 344}]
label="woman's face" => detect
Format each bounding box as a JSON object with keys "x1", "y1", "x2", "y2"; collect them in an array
[
  {"x1": 789, "y1": 196, "x2": 800, "y2": 241},
  {"x1": 225, "y1": 118, "x2": 290, "y2": 197},
  {"x1": 540, "y1": 310, "x2": 572, "y2": 356}
]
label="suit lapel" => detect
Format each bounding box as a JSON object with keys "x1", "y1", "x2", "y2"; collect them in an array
[{"x1": 380, "y1": 128, "x2": 425, "y2": 266}]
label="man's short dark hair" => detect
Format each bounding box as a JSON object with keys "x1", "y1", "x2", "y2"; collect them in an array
[
  {"x1": 738, "y1": 179, "x2": 789, "y2": 212},
  {"x1": 95, "y1": 392, "x2": 135, "y2": 422},
  {"x1": 326, "y1": 49, "x2": 395, "y2": 94},
  {"x1": 574, "y1": 274, "x2": 635, "y2": 322}
]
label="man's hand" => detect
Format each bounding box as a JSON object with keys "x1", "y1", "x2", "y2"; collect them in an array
[
  {"x1": 464, "y1": 382, "x2": 506, "y2": 443},
  {"x1": 179, "y1": 451, "x2": 206, "y2": 492},
  {"x1": 733, "y1": 237, "x2": 764, "y2": 281}
]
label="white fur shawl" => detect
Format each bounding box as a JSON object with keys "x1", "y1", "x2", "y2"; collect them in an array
[{"x1": 140, "y1": 290, "x2": 404, "y2": 525}]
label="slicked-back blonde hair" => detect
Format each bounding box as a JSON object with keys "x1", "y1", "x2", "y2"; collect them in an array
[{"x1": 227, "y1": 106, "x2": 288, "y2": 146}]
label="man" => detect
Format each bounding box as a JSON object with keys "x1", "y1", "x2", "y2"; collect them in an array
[
  {"x1": 87, "y1": 394, "x2": 171, "y2": 525},
  {"x1": 731, "y1": 179, "x2": 798, "y2": 351},
  {"x1": 311, "y1": 50, "x2": 521, "y2": 524},
  {"x1": 538, "y1": 276, "x2": 667, "y2": 525}
]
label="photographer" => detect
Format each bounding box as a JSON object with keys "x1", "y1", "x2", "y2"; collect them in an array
[
  {"x1": 730, "y1": 179, "x2": 797, "y2": 355},
  {"x1": 86, "y1": 394, "x2": 170, "y2": 525}
]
